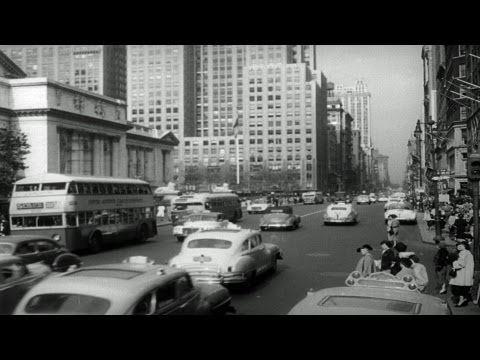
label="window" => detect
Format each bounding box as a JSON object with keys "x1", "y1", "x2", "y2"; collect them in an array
[
  {"x1": 66, "y1": 213, "x2": 77, "y2": 226},
  {"x1": 16, "y1": 242, "x2": 37, "y2": 255},
  {"x1": 36, "y1": 240, "x2": 57, "y2": 252},
  {"x1": 133, "y1": 292, "x2": 154, "y2": 315},
  {"x1": 459, "y1": 64, "x2": 466, "y2": 78}
]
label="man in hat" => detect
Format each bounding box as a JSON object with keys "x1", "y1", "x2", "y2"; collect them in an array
[
  {"x1": 380, "y1": 240, "x2": 396, "y2": 272},
  {"x1": 355, "y1": 244, "x2": 375, "y2": 277}
]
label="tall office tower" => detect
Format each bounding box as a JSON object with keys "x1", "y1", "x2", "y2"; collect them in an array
[
  {"x1": 245, "y1": 45, "x2": 293, "y2": 66},
  {"x1": 127, "y1": 45, "x2": 195, "y2": 177},
  {"x1": 0, "y1": 45, "x2": 127, "y2": 100},
  {"x1": 333, "y1": 80, "x2": 371, "y2": 149},
  {"x1": 292, "y1": 45, "x2": 317, "y2": 71},
  {"x1": 243, "y1": 62, "x2": 328, "y2": 190}
]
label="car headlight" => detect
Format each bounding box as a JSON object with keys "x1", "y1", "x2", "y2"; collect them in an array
[{"x1": 52, "y1": 234, "x2": 61, "y2": 241}]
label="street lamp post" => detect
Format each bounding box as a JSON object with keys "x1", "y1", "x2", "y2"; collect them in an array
[{"x1": 414, "y1": 119, "x2": 423, "y2": 189}]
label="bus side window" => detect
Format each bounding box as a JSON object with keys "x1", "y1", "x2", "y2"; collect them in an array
[
  {"x1": 85, "y1": 184, "x2": 92, "y2": 195},
  {"x1": 91, "y1": 184, "x2": 99, "y2": 195},
  {"x1": 68, "y1": 183, "x2": 78, "y2": 194},
  {"x1": 115, "y1": 211, "x2": 122, "y2": 224},
  {"x1": 134, "y1": 208, "x2": 141, "y2": 221},
  {"x1": 24, "y1": 217, "x2": 37, "y2": 227},
  {"x1": 133, "y1": 185, "x2": 139, "y2": 194},
  {"x1": 77, "y1": 183, "x2": 85, "y2": 195},
  {"x1": 128, "y1": 209, "x2": 135, "y2": 223},
  {"x1": 121, "y1": 209, "x2": 128, "y2": 223},
  {"x1": 113, "y1": 184, "x2": 120, "y2": 195},
  {"x1": 144, "y1": 207, "x2": 152, "y2": 219},
  {"x1": 86, "y1": 212, "x2": 95, "y2": 225},
  {"x1": 93, "y1": 211, "x2": 102, "y2": 226},
  {"x1": 120, "y1": 185, "x2": 127, "y2": 195},
  {"x1": 78, "y1": 212, "x2": 86, "y2": 225},
  {"x1": 97, "y1": 183, "x2": 105, "y2": 195},
  {"x1": 12, "y1": 217, "x2": 23, "y2": 228},
  {"x1": 205, "y1": 202, "x2": 211, "y2": 210},
  {"x1": 101, "y1": 211, "x2": 109, "y2": 225},
  {"x1": 66, "y1": 213, "x2": 77, "y2": 226}
]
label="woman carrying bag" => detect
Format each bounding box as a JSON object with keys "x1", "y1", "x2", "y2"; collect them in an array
[{"x1": 449, "y1": 241, "x2": 475, "y2": 307}]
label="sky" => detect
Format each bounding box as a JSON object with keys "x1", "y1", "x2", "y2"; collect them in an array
[{"x1": 316, "y1": 45, "x2": 424, "y2": 186}]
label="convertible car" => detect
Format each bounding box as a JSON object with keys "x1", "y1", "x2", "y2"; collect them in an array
[
  {"x1": 168, "y1": 229, "x2": 282, "y2": 288},
  {"x1": 288, "y1": 271, "x2": 451, "y2": 315},
  {"x1": 172, "y1": 212, "x2": 240, "y2": 242},
  {"x1": 384, "y1": 201, "x2": 417, "y2": 224},
  {"x1": 259, "y1": 206, "x2": 301, "y2": 231},
  {"x1": 324, "y1": 203, "x2": 358, "y2": 225}
]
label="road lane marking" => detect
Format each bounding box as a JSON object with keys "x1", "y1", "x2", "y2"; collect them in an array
[
  {"x1": 306, "y1": 253, "x2": 331, "y2": 257},
  {"x1": 300, "y1": 209, "x2": 325, "y2": 218},
  {"x1": 318, "y1": 271, "x2": 350, "y2": 277}
]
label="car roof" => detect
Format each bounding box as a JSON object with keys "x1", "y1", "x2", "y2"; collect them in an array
[
  {"x1": 185, "y1": 228, "x2": 259, "y2": 243},
  {"x1": 289, "y1": 286, "x2": 447, "y2": 315},
  {"x1": 0, "y1": 255, "x2": 24, "y2": 265},
  {"x1": 0, "y1": 235, "x2": 54, "y2": 244},
  {"x1": 21, "y1": 263, "x2": 187, "y2": 310}
]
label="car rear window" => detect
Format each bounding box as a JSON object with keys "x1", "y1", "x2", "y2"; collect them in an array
[
  {"x1": 319, "y1": 296, "x2": 419, "y2": 314},
  {"x1": 331, "y1": 207, "x2": 347, "y2": 211},
  {"x1": 0, "y1": 243, "x2": 14, "y2": 255},
  {"x1": 65, "y1": 269, "x2": 143, "y2": 279},
  {"x1": 264, "y1": 213, "x2": 289, "y2": 220},
  {"x1": 187, "y1": 239, "x2": 232, "y2": 249},
  {"x1": 25, "y1": 293, "x2": 111, "y2": 315}
]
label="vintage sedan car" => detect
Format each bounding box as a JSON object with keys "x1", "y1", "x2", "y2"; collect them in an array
[
  {"x1": 172, "y1": 212, "x2": 240, "y2": 242},
  {"x1": 369, "y1": 193, "x2": 377, "y2": 203},
  {"x1": 0, "y1": 255, "x2": 52, "y2": 315},
  {"x1": 324, "y1": 203, "x2": 358, "y2": 225},
  {"x1": 168, "y1": 229, "x2": 282, "y2": 288},
  {"x1": 260, "y1": 206, "x2": 301, "y2": 231},
  {"x1": 0, "y1": 235, "x2": 82, "y2": 272},
  {"x1": 384, "y1": 201, "x2": 417, "y2": 224},
  {"x1": 356, "y1": 194, "x2": 371, "y2": 205},
  {"x1": 378, "y1": 194, "x2": 389, "y2": 202},
  {"x1": 247, "y1": 198, "x2": 271, "y2": 214},
  {"x1": 14, "y1": 256, "x2": 235, "y2": 315},
  {"x1": 288, "y1": 271, "x2": 451, "y2": 315}
]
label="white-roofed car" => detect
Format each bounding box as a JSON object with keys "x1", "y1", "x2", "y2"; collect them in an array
[
  {"x1": 172, "y1": 212, "x2": 240, "y2": 242},
  {"x1": 259, "y1": 206, "x2": 301, "y2": 231},
  {"x1": 247, "y1": 198, "x2": 271, "y2": 214},
  {"x1": 369, "y1": 193, "x2": 377, "y2": 203},
  {"x1": 168, "y1": 229, "x2": 282, "y2": 289},
  {"x1": 384, "y1": 201, "x2": 417, "y2": 224},
  {"x1": 378, "y1": 193, "x2": 389, "y2": 202},
  {"x1": 287, "y1": 271, "x2": 451, "y2": 315},
  {"x1": 14, "y1": 256, "x2": 235, "y2": 315},
  {"x1": 356, "y1": 194, "x2": 371, "y2": 205},
  {"x1": 384, "y1": 198, "x2": 403, "y2": 210},
  {"x1": 324, "y1": 202, "x2": 358, "y2": 225}
]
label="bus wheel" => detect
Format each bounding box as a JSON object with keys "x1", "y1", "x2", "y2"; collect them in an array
[
  {"x1": 137, "y1": 225, "x2": 149, "y2": 243},
  {"x1": 88, "y1": 233, "x2": 103, "y2": 254}
]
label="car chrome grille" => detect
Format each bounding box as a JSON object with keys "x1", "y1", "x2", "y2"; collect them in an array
[{"x1": 183, "y1": 228, "x2": 200, "y2": 235}]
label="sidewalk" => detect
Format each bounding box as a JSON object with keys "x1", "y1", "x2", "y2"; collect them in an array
[
  {"x1": 156, "y1": 216, "x2": 172, "y2": 227},
  {"x1": 416, "y1": 212, "x2": 480, "y2": 315}
]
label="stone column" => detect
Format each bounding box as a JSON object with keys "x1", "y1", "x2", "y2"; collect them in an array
[{"x1": 93, "y1": 136, "x2": 102, "y2": 176}]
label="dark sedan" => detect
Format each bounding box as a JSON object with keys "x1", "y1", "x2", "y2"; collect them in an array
[
  {"x1": 0, "y1": 235, "x2": 82, "y2": 272},
  {"x1": 0, "y1": 255, "x2": 51, "y2": 315},
  {"x1": 259, "y1": 206, "x2": 301, "y2": 231}
]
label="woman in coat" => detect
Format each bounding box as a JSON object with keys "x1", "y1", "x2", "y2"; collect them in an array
[{"x1": 449, "y1": 241, "x2": 474, "y2": 307}]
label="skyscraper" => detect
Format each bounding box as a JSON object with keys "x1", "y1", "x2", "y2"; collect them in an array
[
  {"x1": 0, "y1": 45, "x2": 127, "y2": 101},
  {"x1": 333, "y1": 80, "x2": 371, "y2": 149}
]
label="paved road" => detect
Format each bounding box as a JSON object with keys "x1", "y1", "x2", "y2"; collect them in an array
[{"x1": 79, "y1": 202, "x2": 440, "y2": 315}]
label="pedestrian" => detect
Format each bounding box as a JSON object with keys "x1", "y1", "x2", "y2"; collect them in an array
[
  {"x1": 449, "y1": 241, "x2": 475, "y2": 307},
  {"x1": 379, "y1": 240, "x2": 396, "y2": 273},
  {"x1": 423, "y1": 210, "x2": 433, "y2": 230},
  {"x1": 394, "y1": 258, "x2": 414, "y2": 280},
  {"x1": 355, "y1": 244, "x2": 376, "y2": 277},
  {"x1": 434, "y1": 241, "x2": 450, "y2": 294},
  {"x1": 453, "y1": 213, "x2": 468, "y2": 240},
  {"x1": 386, "y1": 214, "x2": 400, "y2": 246},
  {"x1": 410, "y1": 255, "x2": 429, "y2": 293}
]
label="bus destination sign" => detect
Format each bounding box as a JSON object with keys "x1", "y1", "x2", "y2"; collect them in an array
[{"x1": 17, "y1": 202, "x2": 44, "y2": 210}]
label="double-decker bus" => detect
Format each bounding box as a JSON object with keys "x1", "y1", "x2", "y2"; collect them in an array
[
  {"x1": 9, "y1": 174, "x2": 157, "y2": 253},
  {"x1": 171, "y1": 192, "x2": 242, "y2": 227}
]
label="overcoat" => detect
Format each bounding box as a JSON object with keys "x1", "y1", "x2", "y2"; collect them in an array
[{"x1": 449, "y1": 249, "x2": 474, "y2": 287}]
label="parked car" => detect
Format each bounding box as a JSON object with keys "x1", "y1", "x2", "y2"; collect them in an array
[
  {"x1": 369, "y1": 193, "x2": 377, "y2": 203},
  {"x1": 384, "y1": 201, "x2": 417, "y2": 224},
  {"x1": 168, "y1": 229, "x2": 282, "y2": 288},
  {"x1": 378, "y1": 194, "x2": 389, "y2": 202},
  {"x1": 0, "y1": 235, "x2": 82, "y2": 272},
  {"x1": 247, "y1": 198, "x2": 271, "y2": 214},
  {"x1": 14, "y1": 256, "x2": 235, "y2": 315},
  {"x1": 324, "y1": 203, "x2": 358, "y2": 225},
  {"x1": 384, "y1": 198, "x2": 403, "y2": 210},
  {"x1": 260, "y1": 206, "x2": 301, "y2": 231},
  {"x1": 172, "y1": 212, "x2": 240, "y2": 242},
  {"x1": 0, "y1": 255, "x2": 51, "y2": 315},
  {"x1": 356, "y1": 195, "x2": 371, "y2": 205},
  {"x1": 288, "y1": 271, "x2": 451, "y2": 315}
]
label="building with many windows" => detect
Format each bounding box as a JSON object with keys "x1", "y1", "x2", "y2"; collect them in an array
[
  {"x1": 332, "y1": 80, "x2": 371, "y2": 149},
  {"x1": 0, "y1": 45, "x2": 127, "y2": 101}
]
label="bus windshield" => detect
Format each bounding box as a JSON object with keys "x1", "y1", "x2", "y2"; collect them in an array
[{"x1": 173, "y1": 202, "x2": 204, "y2": 211}]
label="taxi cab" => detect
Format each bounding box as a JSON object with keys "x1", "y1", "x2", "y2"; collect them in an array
[
  {"x1": 288, "y1": 271, "x2": 451, "y2": 315},
  {"x1": 259, "y1": 206, "x2": 301, "y2": 231},
  {"x1": 172, "y1": 212, "x2": 240, "y2": 242},
  {"x1": 384, "y1": 201, "x2": 417, "y2": 224},
  {"x1": 323, "y1": 202, "x2": 358, "y2": 225},
  {"x1": 14, "y1": 256, "x2": 235, "y2": 315},
  {"x1": 168, "y1": 229, "x2": 282, "y2": 288},
  {"x1": 247, "y1": 198, "x2": 271, "y2": 214}
]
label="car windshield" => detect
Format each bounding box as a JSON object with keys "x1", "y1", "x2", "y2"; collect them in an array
[
  {"x1": 253, "y1": 199, "x2": 267, "y2": 204},
  {"x1": 24, "y1": 293, "x2": 111, "y2": 315},
  {"x1": 319, "y1": 296, "x2": 419, "y2": 314},
  {"x1": 330, "y1": 207, "x2": 348, "y2": 211},
  {"x1": 187, "y1": 214, "x2": 218, "y2": 222},
  {"x1": 387, "y1": 202, "x2": 413, "y2": 210},
  {"x1": 264, "y1": 213, "x2": 289, "y2": 220},
  {"x1": 187, "y1": 238, "x2": 232, "y2": 249},
  {"x1": 0, "y1": 243, "x2": 14, "y2": 255},
  {"x1": 358, "y1": 195, "x2": 369, "y2": 199},
  {"x1": 173, "y1": 202, "x2": 204, "y2": 211}
]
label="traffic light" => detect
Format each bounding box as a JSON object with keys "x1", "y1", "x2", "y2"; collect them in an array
[{"x1": 467, "y1": 154, "x2": 480, "y2": 181}]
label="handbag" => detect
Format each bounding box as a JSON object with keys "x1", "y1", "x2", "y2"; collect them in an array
[{"x1": 449, "y1": 268, "x2": 457, "y2": 278}]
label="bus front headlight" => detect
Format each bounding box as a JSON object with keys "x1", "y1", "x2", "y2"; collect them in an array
[{"x1": 52, "y1": 234, "x2": 61, "y2": 241}]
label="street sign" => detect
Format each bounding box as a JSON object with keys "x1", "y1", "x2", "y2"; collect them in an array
[
  {"x1": 439, "y1": 194, "x2": 450, "y2": 203},
  {"x1": 432, "y1": 176, "x2": 450, "y2": 181}
]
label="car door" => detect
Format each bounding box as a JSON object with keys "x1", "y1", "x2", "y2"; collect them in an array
[
  {"x1": 246, "y1": 235, "x2": 266, "y2": 274},
  {"x1": 34, "y1": 240, "x2": 62, "y2": 267},
  {"x1": 14, "y1": 241, "x2": 40, "y2": 265},
  {"x1": 255, "y1": 234, "x2": 272, "y2": 272},
  {"x1": 170, "y1": 275, "x2": 201, "y2": 314},
  {"x1": 0, "y1": 261, "x2": 33, "y2": 315}
]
